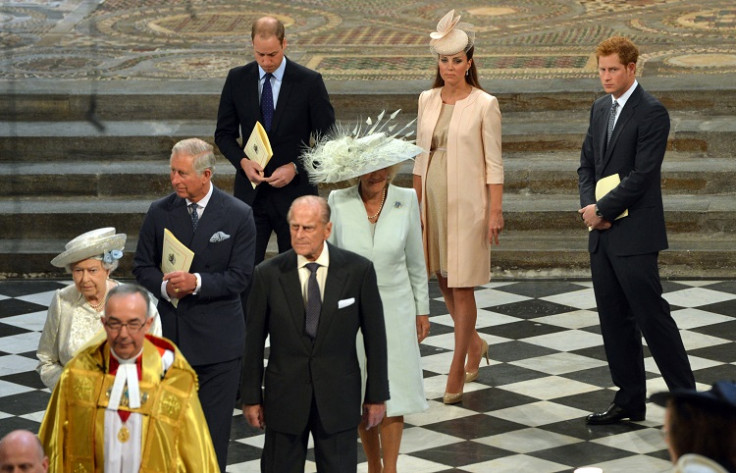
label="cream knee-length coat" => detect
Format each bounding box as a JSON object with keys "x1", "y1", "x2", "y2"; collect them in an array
[{"x1": 413, "y1": 87, "x2": 503, "y2": 288}]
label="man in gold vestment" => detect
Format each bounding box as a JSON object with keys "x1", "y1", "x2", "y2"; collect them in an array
[{"x1": 38, "y1": 284, "x2": 219, "y2": 472}]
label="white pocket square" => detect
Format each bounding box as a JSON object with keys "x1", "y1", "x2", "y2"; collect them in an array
[
  {"x1": 338, "y1": 297, "x2": 355, "y2": 309},
  {"x1": 209, "y1": 231, "x2": 231, "y2": 243}
]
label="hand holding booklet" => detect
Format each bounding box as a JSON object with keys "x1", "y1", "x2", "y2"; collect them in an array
[
  {"x1": 595, "y1": 174, "x2": 628, "y2": 221},
  {"x1": 162, "y1": 228, "x2": 194, "y2": 308},
  {"x1": 244, "y1": 121, "x2": 273, "y2": 189}
]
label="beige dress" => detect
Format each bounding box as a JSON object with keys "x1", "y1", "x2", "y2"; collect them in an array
[
  {"x1": 413, "y1": 87, "x2": 503, "y2": 288},
  {"x1": 425, "y1": 103, "x2": 453, "y2": 277}
]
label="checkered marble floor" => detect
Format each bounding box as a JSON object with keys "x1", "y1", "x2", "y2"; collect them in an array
[{"x1": 1, "y1": 279, "x2": 735, "y2": 472}]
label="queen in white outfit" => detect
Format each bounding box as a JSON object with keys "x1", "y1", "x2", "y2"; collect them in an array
[
  {"x1": 36, "y1": 227, "x2": 161, "y2": 389},
  {"x1": 303, "y1": 112, "x2": 430, "y2": 473}
]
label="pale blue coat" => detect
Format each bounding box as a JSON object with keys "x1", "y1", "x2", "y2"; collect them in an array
[{"x1": 328, "y1": 184, "x2": 429, "y2": 416}]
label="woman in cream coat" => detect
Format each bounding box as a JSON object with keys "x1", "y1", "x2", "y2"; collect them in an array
[
  {"x1": 37, "y1": 227, "x2": 161, "y2": 389},
  {"x1": 304, "y1": 117, "x2": 429, "y2": 473},
  {"x1": 413, "y1": 10, "x2": 504, "y2": 404}
]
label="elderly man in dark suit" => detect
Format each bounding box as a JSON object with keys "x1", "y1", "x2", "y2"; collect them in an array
[
  {"x1": 241, "y1": 195, "x2": 388, "y2": 473},
  {"x1": 215, "y1": 16, "x2": 335, "y2": 266},
  {"x1": 133, "y1": 138, "x2": 255, "y2": 471},
  {"x1": 578, "y1": 36, "x2": 695, "y2": 425}
]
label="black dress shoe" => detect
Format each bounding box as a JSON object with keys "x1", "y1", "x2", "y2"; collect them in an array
[{"x1": 586, "y1": 403, "x2": 645, "y2": 425}]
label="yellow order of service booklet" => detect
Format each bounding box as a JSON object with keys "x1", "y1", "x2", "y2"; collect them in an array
[
  {"x1": 244, "y1": 121, "x2": 273, "y2": 189},
  {"x1": 595, "y1": 173, "x2": 628, "y2": 220},
  {"x1": 162, "y1": 228, "x2": 194, "y2": 308}
]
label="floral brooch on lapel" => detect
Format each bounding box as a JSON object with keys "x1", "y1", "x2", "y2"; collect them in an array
[{"x1": 209, "y1": 231, "x2": 230, "y2": 243}]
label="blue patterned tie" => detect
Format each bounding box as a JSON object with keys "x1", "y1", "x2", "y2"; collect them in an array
[
  {"x1": 305, "y1": 263, "x2": 321, "y2": 339},
  {"x1": 188, "y1": 203, "x2": 199, "y2": 232},
  {"x1": 607, "y1": 100, "x2": 619, "y2": 143},
  {"x1": 261, "y1": 72, "x2": 274, "y2": 132}
]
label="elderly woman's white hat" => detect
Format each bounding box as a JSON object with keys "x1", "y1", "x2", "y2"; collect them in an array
[
  {"x1": 429, "y1": 9, "x2": 475, "y2": 56},
  {"x1": 51, "y1": 227, "x2": 126, "y2": 268},
  {"x1": 302, "y1": 110, "x2": 424, "y2": 184}
]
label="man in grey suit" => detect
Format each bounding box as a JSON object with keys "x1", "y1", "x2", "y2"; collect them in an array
[
  {"x1": 241, "y1": 195, "x2": 388, "y2": 473},
  {"x1": 133, "y1": 138, "x2": 256, "y2": 471},
  {"x1": 578, "y1": 36, "x2": 695, "y2": 425}
]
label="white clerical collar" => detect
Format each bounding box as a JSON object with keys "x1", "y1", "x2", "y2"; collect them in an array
[{"x1": 108, "y1": 348, "x2": 143, "y2": 411}]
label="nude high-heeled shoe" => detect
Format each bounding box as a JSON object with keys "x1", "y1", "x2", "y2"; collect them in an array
[
  {"x1": 465, "y1": 339, "x2": 489, "y2": 383},
  {"x1": 443, "y1": 391, "x2": 463, "y2": 404}
]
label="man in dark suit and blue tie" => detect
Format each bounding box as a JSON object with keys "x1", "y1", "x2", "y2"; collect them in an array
[
  {"x1": 133, "y1": 138, "x2": 256, "y2": 471},
  {"x1": 241, "y1": 195, "x2": 389, "y2": 473},
  {"x1": 578, "y1": 37, "x2": 695, "y2": 425},
  {"x1": 215, "y1": 16, "x2": 335, "y2": 265}
]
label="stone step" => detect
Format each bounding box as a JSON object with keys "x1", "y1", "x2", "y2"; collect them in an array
[
  {"x1": 3, "y1": 232, "x2": 733, "y2": 280},
  {"x1": 1, "y1": 193, "x2": 733, "y2": 242},
  {"x1": 3, "y1": 86, "x2": 736, "y2": 121},
  {"x1": 489, "y1": 233, "x2": 736, "y2": 279},
  {"x1": 3, "y1": 111, "x2": 736, "y2": 161},
  {"x1": 4, "y1": 153, "x2": 736, "y2": 198}
]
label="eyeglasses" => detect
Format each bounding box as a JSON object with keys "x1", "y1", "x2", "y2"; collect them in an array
[{"x1": 104, "y1": 319, "x2": 146, "y2": 332}]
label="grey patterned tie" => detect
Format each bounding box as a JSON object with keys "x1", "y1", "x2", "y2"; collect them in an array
[
  {"x1": 188, "y1": 203, "x2": 199, "y2": 232},
  {"x1": 305, "y1": 262, "x2": 321, "y2": 339},
  {"x1": 607, "y1": 100, "x2": 619, "y2": 143}
]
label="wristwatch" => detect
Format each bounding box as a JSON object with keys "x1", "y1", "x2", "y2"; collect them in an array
[
  {"x1": 594, "y1": 204, "x2": 603, "y2": 217},
  {"x1": 292, "y1": 162, "x2": 299, "y2": 174}
]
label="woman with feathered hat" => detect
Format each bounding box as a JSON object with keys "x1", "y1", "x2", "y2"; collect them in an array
[
  {"x1": 303, "y1": 112, "x2": 430, "y2": 473},
  {"x1": 413, "y1": 10, "x2": 504, "y2": 404}
]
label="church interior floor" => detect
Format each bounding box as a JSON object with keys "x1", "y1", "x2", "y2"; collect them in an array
[{"x1": 1, "y1": 278, "x2": 735, "y2": 472}]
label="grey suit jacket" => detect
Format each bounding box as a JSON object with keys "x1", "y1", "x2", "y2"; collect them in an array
[
  {"x1": 578, "y1": 84, "x2": 669, "y2": 256},
  {"x1": 240, "y1": 243, "x2": 389, "y2": 435}
]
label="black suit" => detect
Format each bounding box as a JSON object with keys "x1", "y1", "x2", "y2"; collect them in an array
[
  {"x1": 241, "y1": 243, "x2": 389, "y2": 473},
  {"x1": 215, "y1": 58, "x2": 335, "y2": 263},
  {"x1": 578, "y1": 84, "x2": 695, "y2": 411},
  {"x1": 133, "y1": 186, "x2": 256, "y2": 471}
]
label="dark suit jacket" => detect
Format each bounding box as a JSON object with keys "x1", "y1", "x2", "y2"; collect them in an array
[
  {"x1": 578, "y1": 84, "x2": 669, "y2": 256},
  {"x1": 214, "y1": 58, "x2": 335, "y2": 209},
  {"x1": 240, "y1": 243, "x2": 389, "y2": 435},
  {"x1": 133, "y1": 186, "x2": 256, "y2": 366}
]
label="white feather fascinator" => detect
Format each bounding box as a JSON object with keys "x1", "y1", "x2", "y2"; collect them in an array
[
  {"x1": 429, "y1": 9, "x2": 475, "y2": 56},
  {"x1": 302, "y1": 110, "x2": 424, "y2": 184}
]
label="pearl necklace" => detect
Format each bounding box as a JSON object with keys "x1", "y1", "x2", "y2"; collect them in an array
[
  {"x1": 366, "y1": 186, "x2": 387, "y2": 221},
  {"x1": 88, "y1": 284, "x2": 108, "y2": 312}
]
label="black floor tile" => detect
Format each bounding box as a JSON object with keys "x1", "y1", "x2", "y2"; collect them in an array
[
  {"x1": 0, "y1": 299, "x2": 48, "y2": 318},
  {"x1": 495, "y1": 281, "x2": 588, "y2": 299},
  {"x1": 0, "y1": 281, "x2": 66, "y2": 297},
  {"x1": 484, "y1": 299, "x2": 579, "y2": 319},
  {"x1": 488, "y1": 341, "x2": 557, "y2": 362}
]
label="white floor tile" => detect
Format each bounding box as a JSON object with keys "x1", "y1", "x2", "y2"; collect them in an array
[
  {"x1": 489, "y1": 401, "x2": 589, "y2": 427},
  {"x1": 510, "y1": 352, "x2": 607, "y2": 376},
  {"x1": 474, "y1": 427, "x2": 582, "y2": 453},
  {"x1": 498, "y1": 376, "x2": 600, "y2": 400},
  {"x1": 540, "y1": 288, "x2": 597, "y2": 310},
  {"x1": 591, "y1": 428, "x2": 667, "y2": 453},
  {"x1": 462, "y1": 453, "x2": 570, "y2": 473},
  {"x1": 531, "y1": 309, "x2": 600, "y2": 329},
  {"x1": 522, "y1": 329, "x2": 603, "y2": 352}
]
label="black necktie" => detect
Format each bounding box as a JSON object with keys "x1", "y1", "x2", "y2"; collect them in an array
[
  {"x1": 607, "y1": 100, "x2": 619, "y2": 143},
  {"x1": 188, "y1": 203, "x2": 199, "y2": 232},
  {"x1": 261, "y1": 72, "x2": 274, "y2": 132},
  {"x1": 305, "y1": 263, "x2": 321, "y2": 339}
]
